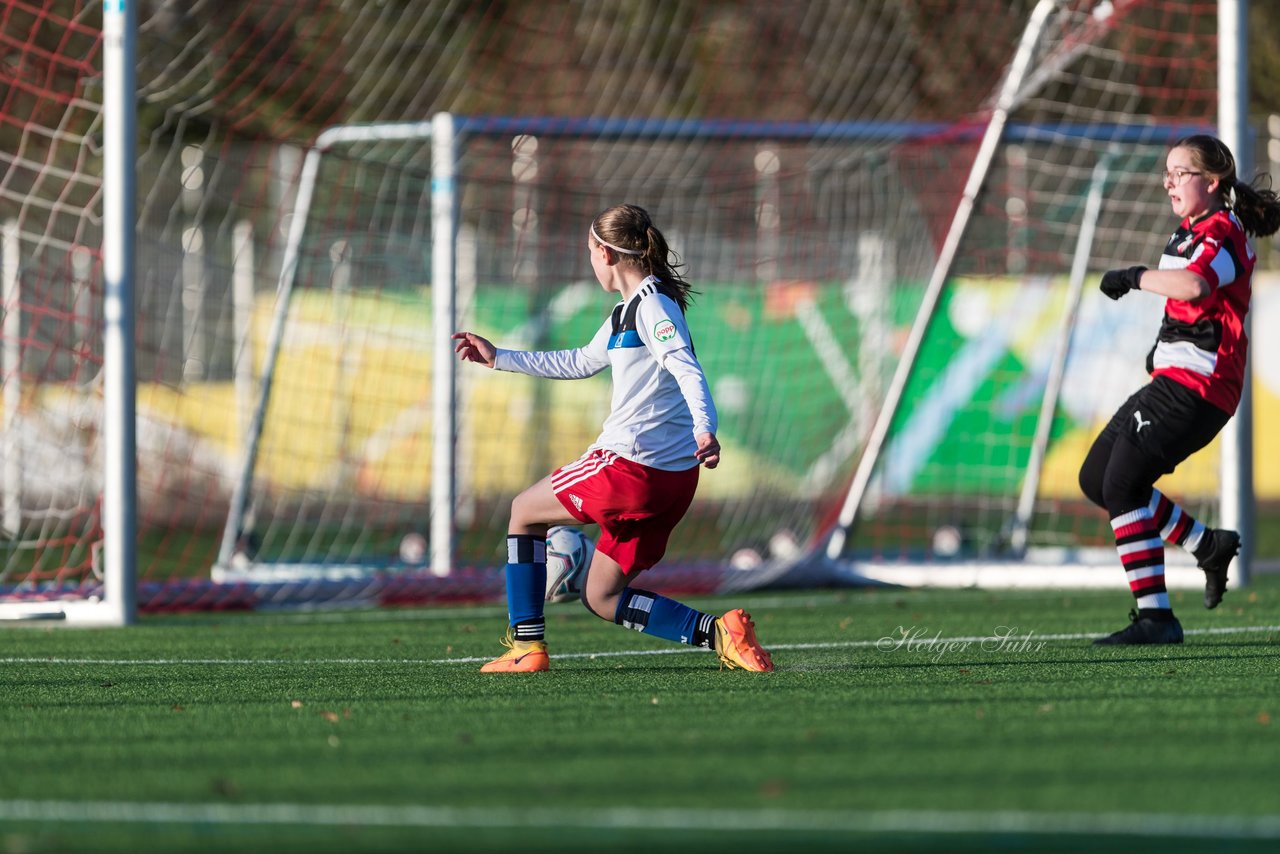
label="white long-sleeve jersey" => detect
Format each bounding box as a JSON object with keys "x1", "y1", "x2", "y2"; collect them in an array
[{"x1": 493, "y1": 277, "x2": 717, "y2": 471}]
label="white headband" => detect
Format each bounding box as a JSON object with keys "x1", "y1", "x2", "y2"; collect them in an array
[{"x1": 590, "y1": 224, "x2": 642, "y2": 256}]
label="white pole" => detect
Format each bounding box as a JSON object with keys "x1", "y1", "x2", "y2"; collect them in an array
[
  {"x1": 826, "y1": 0, "x2": 1059, "y2": 558},
  {"x1": 216, "y1": 145, "x2": 323, "y2": 568},
  {"x1": 455, "y1": 222, "x2": 477, "y2": 530},
  {"x1": 232, "y1": 221, "x2": 255, "y2": 447},
  {"x1": 72, "y1": 246, "x2": 93, "y2": 370},
  {"x1": 430, "y1": 112, "x2": 457, "y2": 577},
  {"x1": 756, "y1": 146, "x2": 781, "y2": 282},
  {"x1": 1009, "y1": 152, "x2": 1114, "y2": 554},
  {"x1": 181, "y1": 145, "x2": 206, "y2": 383},
  {"x1": 217, "y1": 122, "x2": 438, "y2": 571},
  {"x1": 101, "y1": 0, "x2": 137, "y2": 624},
  {"x1": 2, "y1": 219, "x2": 20, "y2": 537},
  {"x1": 1218, "y1": 0, "x2": 1252, "y2": 586},
  {"x1": 181, "y1": 225, "x2": 205, "y2": 382}
]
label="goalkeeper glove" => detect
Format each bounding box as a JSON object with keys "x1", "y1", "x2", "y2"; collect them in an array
[{"x1": 1099, "y1": 266, "x2": 1146, "y2": 300}]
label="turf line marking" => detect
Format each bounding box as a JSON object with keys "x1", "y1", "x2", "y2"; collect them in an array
[
  {"x1": 192, "y1": 588, "x2": 1089, "y2": 626},
  {"x1": 212, "y1": 590, "x2": 916, "y2": 625},
  {"x1": 0, "y1": 800, "x2": 1277, "y2": 839},
  {"x1": 2, "y1": 624, "x2": 1276, "y2": 667}
]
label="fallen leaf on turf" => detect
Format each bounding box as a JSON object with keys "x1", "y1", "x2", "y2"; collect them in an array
[
  {"x1": 321, "y1": 710, "x2": 339, "y2": 723},
  {"x1": 291, "y1": 700, "x2": 303, "y2": 709},
  {"x1": 211, "y1": 778, "x2": 239, "y2": 798},
  {"x1": 759, "y1": 779, "x2": 787, "y2": 797}
]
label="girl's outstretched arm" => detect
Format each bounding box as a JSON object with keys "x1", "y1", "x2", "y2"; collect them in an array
[{"x1": 452, "y1": 331, "x2": 496, "y2": 367}]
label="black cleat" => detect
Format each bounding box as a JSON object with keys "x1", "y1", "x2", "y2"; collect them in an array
[
  {"x1": 1093, "y1": 609, "x2": 1184, "y2": 645},
  {"x1": 1196, "y1": 528, "x2": 1239, "y2": 610}
]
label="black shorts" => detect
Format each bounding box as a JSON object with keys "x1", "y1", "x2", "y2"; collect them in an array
[
  {"x1": 1102, "y1": 376, "x2": 1230, "y2": 470},
  {"x1": 1079, "y1": 376, "x2": 1231, "y2": 512}
]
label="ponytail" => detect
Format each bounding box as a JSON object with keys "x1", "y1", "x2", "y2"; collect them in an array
[
  {"x1": 591, "y1": 204, "x2": 698, "y2": 313},
  {"x1": 1230, "y1": 176, "x2": 1280, "y2": 238}
]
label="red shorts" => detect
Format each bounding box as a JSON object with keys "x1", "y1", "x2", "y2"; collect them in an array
[{"x1": 551, "y1": 449, "x2": 699, "y2": 574}]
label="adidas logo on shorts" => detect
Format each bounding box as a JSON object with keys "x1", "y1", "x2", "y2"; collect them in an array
[{"x1": 569, "y1": 493, "x2": 584, "y2": 511}]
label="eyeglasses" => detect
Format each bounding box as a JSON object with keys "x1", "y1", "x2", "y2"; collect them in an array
[{"x1": 1161, "y1": 168, "x2": 1203, "y2": 185}]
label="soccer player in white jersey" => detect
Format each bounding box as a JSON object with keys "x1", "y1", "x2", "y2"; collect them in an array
[
  {"x1": 452, "y1": 204, "x2": 773, "y2": 672},
  {"x1": 1081, "y1": 135, "x2": 1280, "y2": 644}
]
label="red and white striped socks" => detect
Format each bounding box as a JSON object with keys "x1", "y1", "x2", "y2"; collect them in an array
[
  {"x1": 1110, "y1": 489, "x2": 1209, "y2": 613},
  {"x1": 1148, "y1": 488, "x2": 1207, "y2": 555},
  {"x1": 1111, "y1": 504, "x2": 1168, "y2": 611}
]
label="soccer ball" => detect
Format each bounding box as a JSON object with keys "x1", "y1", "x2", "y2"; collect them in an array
[
  {"x1": 932, "y1": 524, "x2": 965, "y2": 558},
  {"x1": 398, "y1": 532, "x2": 428, "y2": 565},
  {"x1": 545, "y1": 526, "x2": 594, "y2": 603}
]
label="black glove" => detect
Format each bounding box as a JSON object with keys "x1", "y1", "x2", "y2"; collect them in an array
[{"x1": 1099, "y1": 266, "x2": 1146, "y2": 300}]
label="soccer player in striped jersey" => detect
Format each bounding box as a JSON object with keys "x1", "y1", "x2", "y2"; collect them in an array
[
  {"x1": 452, "y1": 204, "x2": 773, "y2": 672},
  {"x1": 1081, "y1": 135, "x2": 1280, "y2": 644}
]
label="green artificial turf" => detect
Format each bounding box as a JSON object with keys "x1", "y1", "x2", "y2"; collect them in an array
[{"x1": 2, "y1": 578, "x2": 1279, "y2": 852}]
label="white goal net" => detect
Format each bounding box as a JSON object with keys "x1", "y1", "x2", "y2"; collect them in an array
[{"x1": 0, "y1": 0, "x2": 1237, "y2": 615}]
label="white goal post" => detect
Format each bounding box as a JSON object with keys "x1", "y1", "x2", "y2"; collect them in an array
[
  {"x1": 0, "y1": 0, "x2": 137, "y2": 625},
  {"x1": 213, "y1": 116, "x2": 461, "y2": 584}
]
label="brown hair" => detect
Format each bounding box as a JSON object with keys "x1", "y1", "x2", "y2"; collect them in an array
[
  {"x1": 590, "y1": 204, "x2": 696, "y2": 312},
  {"x1": 1174, "y1": 134, "x2": 1280, "y2": 237}
]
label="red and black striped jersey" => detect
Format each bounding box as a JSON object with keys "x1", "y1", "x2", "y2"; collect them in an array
[{"x1": 1149, "y1": 208, "x2": 1253, "y2": 414}]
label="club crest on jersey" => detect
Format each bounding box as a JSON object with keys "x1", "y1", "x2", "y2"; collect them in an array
[{"x1": 653, "y1": 318, "x2": 677, "y2": 342}]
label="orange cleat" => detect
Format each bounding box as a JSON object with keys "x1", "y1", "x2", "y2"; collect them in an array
[
  {"x1": 714, "y1": 609, "x2": 774, "y2": 672},
  {"x1": 479, "y1": 629, "x2": 549, "y2": 673}
]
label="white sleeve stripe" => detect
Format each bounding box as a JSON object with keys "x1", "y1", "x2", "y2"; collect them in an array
[{"x1": 1208, "y1": 245, "x2": 1238, "y2": 287}]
